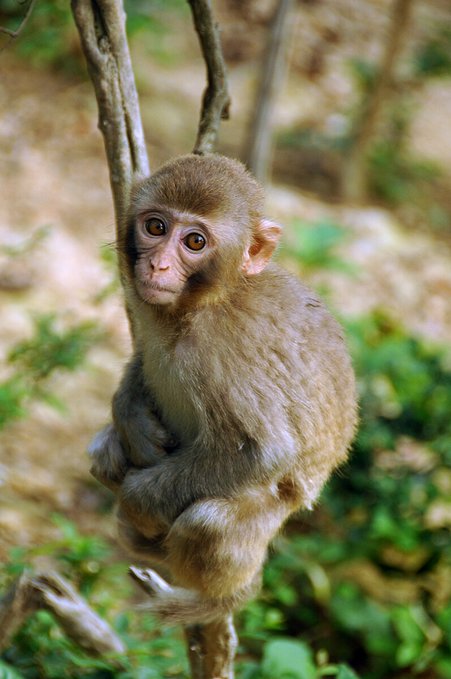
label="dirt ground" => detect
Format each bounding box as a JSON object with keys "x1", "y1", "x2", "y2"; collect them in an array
[{"x1": 1, "y1": 0, "x2": 451, "y2": 560}]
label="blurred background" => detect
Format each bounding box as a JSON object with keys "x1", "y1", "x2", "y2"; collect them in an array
[{"x1": 0, "y1": 0, "x2": 450, "y2": 677}]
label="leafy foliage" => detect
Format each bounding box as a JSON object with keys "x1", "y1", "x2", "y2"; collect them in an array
[
  {"x1": 348, "y1": 57, "x2": 379, "y2": 93},
  {"x1": 0, "y1": 518, "x2": 189, "y2": 679},
  {"x1": 124, "y1": 0, "x2": 188, "y2": 38},
  {"x1": 0, "y1": 0, "x2": 188, "y2": 72},
  {"x1": 281, "y1": 219, "x2": 354, "y2": 274},
  {"x1": 414, "y1": 27, "x2": 451, "y2": 77},
  {"x1": 367, "y1": 139, "x2": 441, "y2": 205},
  {"x1": 4, "y1": 310, "x2": 449, "y2": 678},
  {"x1": 1, "y1": 207, "x2": 449, "y2": 679},
  {"x1": 0, "y1": 314, "x2": 101, "y2": 429},
  {"x1": 0, "y1": 0, "x2": 79, "y2": 74}
]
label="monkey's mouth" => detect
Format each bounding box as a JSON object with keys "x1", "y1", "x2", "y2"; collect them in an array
[
  {"x1": 138, "y1": 278, "x2": 179, "y2": 293},
  {"x1": 146, "y1": 283, "x2": 177, "y2": 293},
  {"x1": 137, "y1": 280, "x2": 180, "y2": 305}
]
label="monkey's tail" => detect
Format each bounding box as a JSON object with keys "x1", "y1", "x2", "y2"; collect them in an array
[{"x1": 130, "y1": 566, "x2": 253, "y2": 625}]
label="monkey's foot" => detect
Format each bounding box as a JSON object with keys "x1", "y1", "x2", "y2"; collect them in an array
[
  {"x1": 129, "y1": 566, "x2": 172, "y2": 597},
  {"x1": 129, "y1": 565, "x2": 240, "y2": 625}
]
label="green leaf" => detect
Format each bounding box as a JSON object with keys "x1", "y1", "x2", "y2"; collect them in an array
[
  {"x1": 336, "y1": 665, "x2": 361, "y2": 679},
  {"x1": 262, "y1": 639, "x2": 317, "y2": 679},
  {"x1": 0, "y1": 659, "x2": 26, "y2": 679},
  {"x1": 396, "y1": 642, "x2": 423, "y2": 667},
  {"x1": 392, "y1": 606, "x2": 425, "y2": 646}
]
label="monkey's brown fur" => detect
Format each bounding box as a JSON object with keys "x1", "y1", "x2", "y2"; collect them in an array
[{"x1": 89, "y1": 154, "x2": 357, "y2": 624}]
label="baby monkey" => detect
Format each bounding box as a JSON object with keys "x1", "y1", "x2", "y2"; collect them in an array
[{"x1": 89, "y1": 154, "x2": 357, "y2": 624}]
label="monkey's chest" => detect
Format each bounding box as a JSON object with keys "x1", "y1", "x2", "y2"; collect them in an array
[{"x1": 143, "y1": 348, "x2": 199, "y2": 445}]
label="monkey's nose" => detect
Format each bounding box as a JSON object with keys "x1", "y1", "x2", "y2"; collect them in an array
[{"x1": 150, "y1": 261, "x2": 170, "y2": 272}]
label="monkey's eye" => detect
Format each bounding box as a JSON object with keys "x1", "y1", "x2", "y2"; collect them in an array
[
  {"x1": 184, "y1": 233, "x2": 206, "y2": 252},
  {"x1": 144, "y1": 217, "x2": 167, "y2": 236}
]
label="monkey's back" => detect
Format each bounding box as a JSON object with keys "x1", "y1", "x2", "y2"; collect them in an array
[
  {"x1": 256, "y1": 265, "x2": 357, "y2": 504},
  {"x1": 223, "y1": 264, "x2": 357, "y2": 506}
]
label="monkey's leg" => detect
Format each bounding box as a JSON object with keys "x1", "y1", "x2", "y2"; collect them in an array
[
  {"x1": 116, "y1": 505, "x2": 170, "y2": 563},
  {"x1": 132, "y1": 486, "x2": 293, "y2": 624},
  {"x1": 167, "y1": 489, "x2": 288, "y2": 597}
]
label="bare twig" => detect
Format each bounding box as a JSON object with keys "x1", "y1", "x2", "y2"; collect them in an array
[
  {"x1": 244, "y1": 0, "x2": 294, "y2": 184},
  {"x1": 188, "y1": 0, "x2": 231, "y2": 155},
  {"x1": 71, "y1": 0, "x2": 149, "y2": 230},
  {"x1": 0, "y1": 571, "x2": 125, "y2": 658},
  {"x1": 0, "y1": 0, "x2": 37, "y2": 39},
  {"x1": 342, "y1": 0, "x2": 414, "y2": 201}
]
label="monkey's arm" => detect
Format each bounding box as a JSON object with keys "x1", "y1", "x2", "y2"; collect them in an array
[
  {"x1": 112, "y1": 353, "x2": 176, "y2": 467},
  {"x1": 119, "y1": 433, "x2": 292, "y2": 523},
  {"x1": 89, "y1": 354, "x2": 176, "y2": 491}
]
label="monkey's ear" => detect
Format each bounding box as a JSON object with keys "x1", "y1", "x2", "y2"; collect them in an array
[{"x1": 241, "y1": 219, "x2": 282, "y2": 276}]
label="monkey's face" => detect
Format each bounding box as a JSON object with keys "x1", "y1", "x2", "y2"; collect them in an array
[
  {"x1": 132, "y1": 207, "x2": 216, "y2": 306},
  {"x1": 129, "y1": 202, "x2": 282, "y2": 309},
  {"x1": 124, "y1": 156, "x2": 282, "y2": 309}
]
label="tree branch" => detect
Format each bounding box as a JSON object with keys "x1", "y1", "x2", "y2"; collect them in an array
[
  {"x1": 72, "y1": 2, "x2": 237, "y2": 675},
  {"x1": 244, "y1": 0, "x2": 294, "y2": 184},
  {"x1": 0, "y1": 0, "x2": 37, "y2": 39},
  {"x1": 185, "y1": 618, "x2": 237, "y2": 679},
  {"x1": 70, "y1": 0, "x2": 149, "y2": 231},
  {"x1": 0, "y1": 571, "x2": 125, "y2": 659},
  {"x1": 130, "y1": 567, "x2": 238, "y2": 679},
  {"x1": 341, "y1": 0, "x2": 414, "y2": 201},
  {"x1": 188, "y1": 0, "x2": 231, "y2": 155}
]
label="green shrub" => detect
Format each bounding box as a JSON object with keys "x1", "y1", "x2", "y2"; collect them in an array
[
  {"x1": 281, "y1": 219, "x2": 354, "y2": 274},
  {"x1": 0, "y1": 0, "x2": 187, "y2": 72},
  {"x1": 2, "y1": 312, "x2": 450, "y2": 677},
  {"x1": 415, "y1": 27, "x2": 451, "y2": 77},
  {"x1": 0, "y1": 518, "x2": 188, "y2": 679},
  {"x1": 367, "y1": 141, "x2": 441, "y2": 205},
  {"x1": 0, "y1": 314, "x2": 101, "y2": 430}
]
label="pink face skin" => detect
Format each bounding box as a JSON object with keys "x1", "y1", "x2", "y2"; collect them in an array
[
  {"x1": 133, "y1": 206, "x2": 282, "y2": 306},
  {"x1": 133, "y1": 208, "x2": 215, "y2": 306}
]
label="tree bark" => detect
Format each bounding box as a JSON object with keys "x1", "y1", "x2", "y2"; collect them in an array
[
  {"x1": 71, "y1": 0, "x2": 149, "y2": 231},
  {"x1": 71, "y1": 2, "x2": 236, "y2": 677},
  {"x1": 341, "y1": 0, "x2": 414, "y2": 202},
  {"x1": 188, "y1": 0, "x2": 231, "y2": 155},
  {"x1": 185, "y1": 618, "x2": 237, "y2": 679},
  {"x1": 244, "y1": 0, "x2": 295, "y2": 184}
]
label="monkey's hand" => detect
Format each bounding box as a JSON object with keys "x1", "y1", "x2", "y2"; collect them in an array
[
  {"x1": 118, "y1": 438, "x2": 283, "y2": 524},
  {"x1": 119, "y1": 462, "x2": 191, "y2": 524},
  {"x1": 115, "y1": 413, "x2": 169, "y2": 467},
  {"x1": 88, "y1": 424, "x2": 129, "y2": 493},
  {"x1": 115, "y1": 405, "x2": 176, "y2": 469}
]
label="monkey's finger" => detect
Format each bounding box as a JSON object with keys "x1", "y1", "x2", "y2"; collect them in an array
[
  {"x1": 138, "y1": 415, "x2": 177, "y2": 450},
  {"x1": 123, "y1": 416, "x2": 178, "y2": 466}
]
